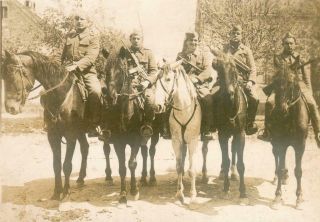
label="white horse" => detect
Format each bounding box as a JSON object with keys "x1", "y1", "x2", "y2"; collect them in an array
[{"x1": 155, "y1": 61, "x2": 201, "y2": 207}]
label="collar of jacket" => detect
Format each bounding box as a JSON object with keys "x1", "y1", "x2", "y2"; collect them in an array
[
  {"x1": 227, "y1": 42, "x2": 245, "y2": 52},
  {"x1": 130, "y1": 46, "x2": 144, "y2": 54},
  {"x1": 182, "y1": 48, "x2": 200, "y2": 58},
  {"x1": 78, "y1": 28, "x2": 90, "y2": 39},
  {"x1": 281, "y1": 51, "x2": 299, "y2": 60}
]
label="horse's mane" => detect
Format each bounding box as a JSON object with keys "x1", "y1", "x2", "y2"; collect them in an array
[{"x1": 19, "y1": 51, "x2": 68, "y2": 83}]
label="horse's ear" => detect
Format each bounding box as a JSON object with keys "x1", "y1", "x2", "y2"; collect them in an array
[{"x1": 4, "y1": 50, "x2": 15, "y2": 63}]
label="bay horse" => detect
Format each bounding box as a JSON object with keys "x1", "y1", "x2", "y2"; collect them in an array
[
  {"x1": 2, "y1": 51, "x2": 93, "y2": 200},
  {"x1": 213, "y1": 52, "x2": 248, "y2": 204},
  {"x1": 270, "y1": 63, "x2": 309, "y2": 210},
  {"x1": 154, "y1": 61, "x2": 201, "y2": 207}
]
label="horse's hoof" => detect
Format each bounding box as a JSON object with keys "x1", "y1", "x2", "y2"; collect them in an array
[
  {"x1": 270, "y1": 196, "x2": 283, "y2": 210},
  {"x1": 201, "y1": 176, "x2": 209, "y2": 184},
  {"x1": 149, "y1": 177, "x2": 157, "y2": 186},
  {"x1": 76, "y1": 178, "x2": 85, "y2": 187},
  {"x1": 272, "y1": 176, "x2": 278, "y2": 185},
  {"x1": 189, "y1": 198, "x2": 200, "y2": 210},
  {"x1": 133, "y1": 191, "x2": 140, "y2": 201},
  {"x1": 140, "y1": 177, "x2": 148, "y2": 187},
  {"x1": 218, "y1": 171, "x2": 225, "y2": 180},
  {"x1": 105, "y1": 178, "x2": 114, "y2": 186},
  {"x1": 230, "y1": 173, "x2": 239, "y2": 181},
  {"x1": 50, "y1": 193, "x2": 61, "y2": 201},
  {"x1": 119, "y1": 196, "x2": 127, "y2": 204},
  {"x1": 221, "y1": 191, "x2": 231, "y2": 200},
  {"x1": 130, "y1": 189, "x2": 139, "y2": 199},
  {"x1": 239, "y1": 197, "x2": 249, "y2": 206},
  {"x1": 282, "y1": 178, "x2": 288, "y2": 185},
  {"x1": 176, "y1": 193, "x2": 185, "y2": 204},
  {"x1": 295, "y1": 198, "x2": 304, "y2": 210}
]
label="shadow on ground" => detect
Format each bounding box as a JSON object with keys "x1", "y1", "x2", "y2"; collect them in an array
[{"x1": 2, "y1": 172, "x2": 271, "y2": 215}]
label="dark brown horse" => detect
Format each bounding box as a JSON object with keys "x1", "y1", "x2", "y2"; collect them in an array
[
  {"x1": 270, "y1": 63, "x2": 309, "y2": 210},
  {"x1": 214, "y1": 53, "x2": 248, "y2": 204},
  {"x1": 2, "y1": 51, "x2": 92, "y2": 200},
  {"x1": 106, "y1": 48, "x2": 159, "y2": 203}
]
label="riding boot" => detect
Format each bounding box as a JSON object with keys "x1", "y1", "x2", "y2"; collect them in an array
[
  {"x1": 246, "y1": 97, "x2": 259, "y2": 135},
  {"x1": 307, "y1": 100, "x2": 320, "y2": 148},
  {"x1": 257, "y1": 101, "x2": 273, "y2": 142},
  {"x1": 161, "y1": 109, "x2": 171, "y2": 139},
  {"x1": 200, "y1": 96, "x2": 213, "y2": 141}
]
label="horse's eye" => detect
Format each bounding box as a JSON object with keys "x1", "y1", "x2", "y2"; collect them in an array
[{"x1": 165, "y1": 77, "x2": 171, "y2": 82}]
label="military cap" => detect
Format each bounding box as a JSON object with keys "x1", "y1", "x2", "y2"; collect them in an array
[
  {"x1": 282, "y1": 32, "x2": 296, "y2": 43},
  {"x1": 129, "y1": 29, "x2": 143, "y2": 38},
  {"x1": 70, "y1": 8, "x2": 91, "y2": 21},
  {"x1": 230, "y1": 25, "x2": 242, "y2": 34},
  {"x1": 185, "y1": 32, "x2": 199, "y2": 41}
]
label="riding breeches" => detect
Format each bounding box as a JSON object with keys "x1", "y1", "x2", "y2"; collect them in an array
[
  {"x1": 243, "y1": 87, "x2": 259, "y2": 125},
  {"x1": 83, "y1": 73, "x2": 103, "y2": 126},
  {"x1": 144, "y1": 88, "x2": 156, "y2": 125}
]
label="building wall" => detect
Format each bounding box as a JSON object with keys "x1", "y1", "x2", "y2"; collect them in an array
[{"x1": 3, "y1": 0, "x2": 44, "y2": 52}]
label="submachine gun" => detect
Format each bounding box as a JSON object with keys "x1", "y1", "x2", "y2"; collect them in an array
[{"x1": 120, "y1": 39, "x2": 149, "y2": 80}]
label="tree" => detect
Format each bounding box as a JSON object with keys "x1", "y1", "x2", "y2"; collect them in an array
[{"x1": 196, "y1": 0, "x2": 319, "y2": 84}]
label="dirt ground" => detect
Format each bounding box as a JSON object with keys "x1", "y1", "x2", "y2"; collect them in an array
[{"x1": 1, "y1": 115, "x2": 320, "y2": 222}]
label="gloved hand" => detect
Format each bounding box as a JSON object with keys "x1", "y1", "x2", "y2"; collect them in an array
[
  {"x1": 190, "y1": 75, "x2": 199, "y2": 84},
  {"x1": 246, "y1": 81, "x2": 253, "y2": 90},
  {"x1": 140, "y1": 80, "x2": 150, "y2": 90},
  {"x1": 66, "y1": 64, "x2": 78, "y2": 72}
]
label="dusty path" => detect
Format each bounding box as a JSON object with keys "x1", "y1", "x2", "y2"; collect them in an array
[{"x1": 0, "y1": 117, "x2": 320, "y2": 221}]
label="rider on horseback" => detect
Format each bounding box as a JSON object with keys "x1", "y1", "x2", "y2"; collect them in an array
[
  {"x1": 258, "y1": 32, "x2": 320, "y2": 148},
  {"x1": 61, "y1": 11, "x2": 107, "y2": 139},
  {"x1": 162, "y1": 32, "x2": 217, "y2": 141},
  {"x1": 120, "y1": 30, "x2": 158, "y2": 145},
  {"x1": 212, "y1": 25, "x2": 259, "y2": 135}
]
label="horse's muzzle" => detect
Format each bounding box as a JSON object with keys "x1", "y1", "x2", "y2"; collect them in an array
[{"x1": 5, "y1": 100, "x2": 22, "y2": 115}]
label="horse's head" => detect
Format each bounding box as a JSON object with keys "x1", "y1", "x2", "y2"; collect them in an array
[
  {"x1": 154, "y1": 60, "x2": 183, "y2": 113},
  {"x1": 2, "y1": 51, "x2": 35, "y2": 114},
  {"x1": 274, "y1": 63, "x2": 300, "y2": 114},
  {"x1": 215, "y1": 53, "x2": 238, "y2": 100}
]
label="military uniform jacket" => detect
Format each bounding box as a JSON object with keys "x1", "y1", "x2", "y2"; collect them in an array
[
  {"x1": 125, "y1": 47, "x2": 158, "y2": 85},
  {"x1": 223, "y1": 43, "x2": 257, "y2": 83},
  {"x1": 273, "y1": 52, "x2": 310, "y2": 88},
  {"x1": 177, "y1": 48, "x2": 216, "y2": 97},
  {"x1": 61, "y1": 28, "x2": 100, "y2": 74}
]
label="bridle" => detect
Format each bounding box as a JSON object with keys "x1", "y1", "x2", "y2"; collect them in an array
[{"x1": 158, "y1": 68, "x2": 198, "y2": 143}]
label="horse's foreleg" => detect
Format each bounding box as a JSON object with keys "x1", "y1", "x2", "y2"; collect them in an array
[
  {"x1": 233, "y1": 132, "x2": 247, "y2": 201},
  {"x1": 172, "y1": 140, "x2": 185, "y2": 204},
  {"x1": 62, "y1": 137, "x2": 77, "y2": 198},
  {"x1": 231, "y1": 142, "x2": 238, "y2": 181},
  {"x1": 114, "y1": 143, "x2": 127, "y2": 204},
  {"x1": 182, "y1": 143, "x2": 187, "y2": 176},
  {"x1": 219, "y1": 133, "x2": 230, "y2": 195},
  {"x1": 201, "y1": 141, "x2": 209, "y2": 183},
  {"x1": 48, "y1": 131, "x2": 62, "y2": 200},
  {"x1": 272, "y1": 145, "x2": 288, "y2": 209},
  {"x1": 294, "y1": 144, "x2": 305, "y2": 209},
  {"x1": 129, "y1": 145, "x2": 140, "y2": 199},
  {"x1": 77, "y1": 133, "x2": 89, "y2": 186},
  {"x1": 103, "y1": 143, "x2": 113, "y2": 184},
  {"x1": 149, "y1": 133, "x2": 159, "y2": 186},
  {"x1": 272, "y1": 145, "x2": 279, "y2": 185},
  {"x1": 188, "y1": 140, "x2": 198, "y2": 205},
  {"x1": 140, "y1": 145, "x2": 148, "y2": 186}
]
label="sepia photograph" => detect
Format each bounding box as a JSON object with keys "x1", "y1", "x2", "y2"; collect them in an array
[{"x1": 0, "y1": 0, "x2": 320, "y2": 221}]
